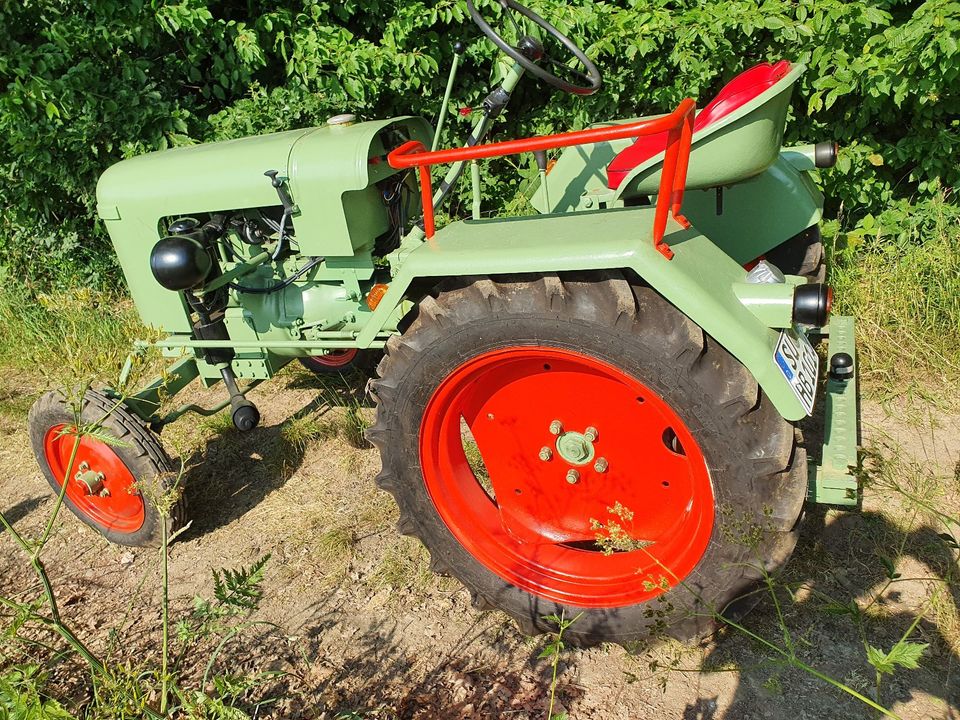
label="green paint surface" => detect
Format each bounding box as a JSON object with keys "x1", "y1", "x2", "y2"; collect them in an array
[
  {"x1": 808, "y1": 316, "x2": 860, "y2": 505},
  {"x1": 363, "y1": 206, "x2": 809, "y2": 420},
  {"x1": 96, "y1": 116, "x2": 431, "y2": 332}
]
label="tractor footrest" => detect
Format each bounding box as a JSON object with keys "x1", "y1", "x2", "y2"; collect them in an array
[{"x1": 807, "y1": 315, "x2": 860, "y2": 506}]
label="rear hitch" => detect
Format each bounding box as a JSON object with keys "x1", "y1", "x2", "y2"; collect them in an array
[{"x1": 808, "y1": 316, "x2": 860, "y2": 506}]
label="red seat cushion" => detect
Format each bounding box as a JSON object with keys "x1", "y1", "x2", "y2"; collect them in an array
[{"x1": 606, "y1": 61, "x2": 792, "y2": 190}]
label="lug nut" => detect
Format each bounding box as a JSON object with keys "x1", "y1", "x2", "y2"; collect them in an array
[
  {"x1": 566, "y1": 469, "x2": 580, "y2": 484},
  {"x1": 584, "y1": 426, "x2": 598, "y2": 442},
  {"x1": 539, "y1": 447, "x2": 553, "y2": 461},
  {"x1": 594, "y1": 457, "x2": 608, "y2": 473},
  {"x1": 549, "y1": 420, "x2": 563, "y2": 435}
]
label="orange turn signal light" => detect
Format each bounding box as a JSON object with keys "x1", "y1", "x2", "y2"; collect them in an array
[{"x1": 366, "y1": 283, "x2": 389, "y2": 311}]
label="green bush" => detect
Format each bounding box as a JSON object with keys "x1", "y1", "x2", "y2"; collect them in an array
[{"x1": 0, "y1": 0, "x2": 957, "y2": 286}]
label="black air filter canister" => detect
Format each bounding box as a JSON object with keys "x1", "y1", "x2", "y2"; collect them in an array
[{"x1": 150, "y1": 234, "x2": 213, "y2": 291}]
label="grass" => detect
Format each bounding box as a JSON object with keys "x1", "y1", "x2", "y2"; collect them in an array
[
  {"x1": 371, "y1": 537, "x2": 433, "y2": 592},
  {"x1": 199, "y1": 410, "x2": 236, "y2": 435},
  {"x1": 315, "y1": 524, "x2": 359, "y2": 561},
  {"x1": 0, "y1": 283, "x2": 157, "y2": 392},
  {"x1": 280, "y1": 413, "x2": 338, "y2": 450},
  {"x1": 461, "y1": 431, "x2": 494, "y2": 499},
  {"x1": 828, "y1": 191, "x2": 960, "y2": 403},
  {"x1": 0, "y1": 666, "x2": 74, "y2": 718},
  {"x1": 0, "y1": 383, "x2": 35, "y2": 426}
]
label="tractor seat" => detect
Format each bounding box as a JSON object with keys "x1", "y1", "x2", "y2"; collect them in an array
[{"x1": 606, "y1": 61, "x2": 793, "y2": 190}]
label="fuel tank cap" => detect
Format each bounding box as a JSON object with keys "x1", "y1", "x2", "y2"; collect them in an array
[{"x1": 327, "y1": 113, "x2": 356, "y2": 126}]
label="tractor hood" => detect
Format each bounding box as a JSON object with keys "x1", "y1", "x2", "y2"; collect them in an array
[
  {"x1": 97, "y1": 127, "x2": 314, "y2": 220},
  {"x1": 96, "y1": 116, "x2": 431, "y2": 333},
  {"x1": 97, "y1": 115, "x2": 432, "y2": 255}
]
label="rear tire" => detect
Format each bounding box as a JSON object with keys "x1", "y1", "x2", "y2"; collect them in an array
[
  {"x1": 368, "y1": 273, "x2": 806, "y2": 647},
  {"x1": 766, "y1": 226, "x2": 825, "y2": 283},
  {"x1": 29, "y1": 389, "x2": 185, "y2": 547}
]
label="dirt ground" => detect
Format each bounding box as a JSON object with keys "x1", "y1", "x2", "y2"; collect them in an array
[{"x1": 1, "y1": 364, "x2": 959, "y2": 719}]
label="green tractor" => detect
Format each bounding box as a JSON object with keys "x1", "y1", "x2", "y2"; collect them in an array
[{"x1": 29, "y1": 0, "x2": 859, "y2": 646}]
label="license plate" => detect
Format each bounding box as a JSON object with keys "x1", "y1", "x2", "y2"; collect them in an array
[{"x1": 774, "y1": 329, "x2": 819, "y2": 415}]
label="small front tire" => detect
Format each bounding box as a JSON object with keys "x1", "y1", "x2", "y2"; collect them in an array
[{"x1": 29, "y1": 389, "x2": 185, "y2": 547}]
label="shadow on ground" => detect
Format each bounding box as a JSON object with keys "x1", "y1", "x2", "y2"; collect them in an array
[
  {"x1": 685, "y1": 506, "x2": 960, "y2": 719},
  {"x1": 221, "y1": 584, "x2": 581, "y2": 719},
  {"x1": 178, "y1": 368, "x2": 371, "y2": 540},
  {"x1": 1, "y1": 495, "x2": 46, "y2": 529}
]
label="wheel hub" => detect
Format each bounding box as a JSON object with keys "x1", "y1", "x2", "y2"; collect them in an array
[
  {"x1": 43, "y1": 424, "x2": 144, "y2": 533},
  {"x1": 555, "y1": 430, "x2": 595, "y2": 466},
  {"x1": 74, "y1": 462, "x2": 106, "y2": 496}
]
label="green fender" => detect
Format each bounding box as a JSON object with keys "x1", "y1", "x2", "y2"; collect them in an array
[{"x1": 358, "y1": 206, "x2": 808, "y2": 421}]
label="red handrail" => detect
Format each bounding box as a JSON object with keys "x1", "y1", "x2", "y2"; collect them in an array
[{"x1": 388, "y1": 98, "x2": 697, "y2": 259}]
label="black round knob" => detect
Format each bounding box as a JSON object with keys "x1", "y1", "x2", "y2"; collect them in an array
[
  {"x1": 815, "y1": 142, "x2": 838, "y2": 169},
  {"x1": 517, "y1": 35, "x2": 544, "y2": 61},
  {"x1": 232, "y1": 403, "x2": 260, "y2": 432},
  {"x1": 150, "y1": 235, "x2": 212, "y2": 291},
  {"x1": 453, "y1": 41, "x2": 466, "y2": 54},
  {"x1": 264, "y1": 169, "x2": 282, "y2": 188},
  {"x1": 829, "y1": 352, "x2": 854, "y2": 381}
]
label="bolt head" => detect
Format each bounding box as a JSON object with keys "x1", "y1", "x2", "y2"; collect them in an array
[
  {"x1": 549, "y1": 420, "x2": 563, "y2": 435},
  {"x1": 565, "y1": 469, "x2": 580, "y2": 484},
  {"x1": 539, "y1": 447, "x2": 553, "y2": 461},
  {"x1": 584, "y1": 426, "x2": 598, "y2": 441},
  {"x1": 594, "y1": 457, "x2": 608, "y2": 473}
]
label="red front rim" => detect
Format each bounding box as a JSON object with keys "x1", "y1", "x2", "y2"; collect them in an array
[
  {"x1": 309, "y1": 349, "x2": 359, "y2": 368},
  {"x1": 43, "y1": 424, "x2": 145, "y2": 534},
  {"x1": 419, "y1": 347, "x2": 714, "y2": 608}
]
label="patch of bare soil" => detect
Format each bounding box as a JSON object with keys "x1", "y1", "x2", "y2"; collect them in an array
[{"x1": 1, "y1": 366, "x2": 959, "y2": 719}]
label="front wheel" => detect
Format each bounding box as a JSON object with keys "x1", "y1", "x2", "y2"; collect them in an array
[
  {"x1": 368, "y1": 273, "x2": 806, "y2": 646},
  {"x1": 29, "y1": 389, "x2": 185, "y2": 547}
]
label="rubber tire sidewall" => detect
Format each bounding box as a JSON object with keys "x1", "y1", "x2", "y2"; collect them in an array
[
  {"x1": 29, "y1": 389, "x2": 177, "y2": 547},
  {"x1": 766, "y1": 225, "x2": 825, "y2": 283}
]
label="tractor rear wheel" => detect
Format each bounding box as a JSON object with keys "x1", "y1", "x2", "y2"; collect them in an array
[
  {"x1": 368, "y1": 273, "x2": 806, "y2": 646},
  {"x1": 29, "y1": 389, "x2": 185, "y2": 547},
  {"x1": 766, "y1": 226, "x2": 825, "y2": 283}
]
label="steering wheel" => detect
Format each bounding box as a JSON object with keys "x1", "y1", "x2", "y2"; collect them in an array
[{"x1": 466, "y1": 0, "x2": 602, "y2": 96}]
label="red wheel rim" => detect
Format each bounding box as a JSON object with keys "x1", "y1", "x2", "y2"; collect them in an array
[
  {"x1": 43, "y1": 424, "x2": 145, "y2": 534},
  {"x1": 309, "y1": 349, "x2": 358, "y2": 368},
  {"x1": 419, "y1": 347, "x2": 714, "y2": 608}
]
